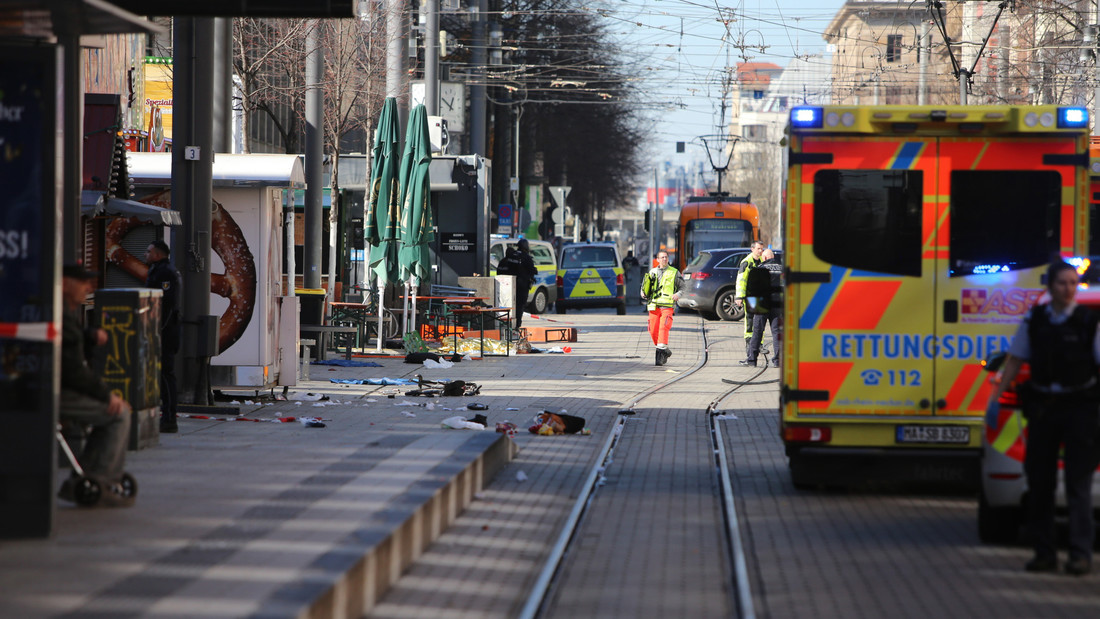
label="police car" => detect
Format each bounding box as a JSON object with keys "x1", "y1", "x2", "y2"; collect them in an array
[
  {"x1": 489, "y1": 237, "x2": 558, "y2": 313},
  {"x1": 555, "y1": 242, "x2": 626, "y2": 315},
  {"x1": 978, "y1": 259, "x2": 1100, "y2": 543}
]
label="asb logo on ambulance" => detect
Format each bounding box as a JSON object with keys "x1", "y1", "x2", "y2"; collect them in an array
[{"x1": 960, "y1": 288, "x2": 1043, "y2": 324}]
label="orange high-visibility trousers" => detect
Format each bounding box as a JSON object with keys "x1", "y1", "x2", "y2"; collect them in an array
[{"x1": 648, "y1": 306, "x2": 674, "y2": 346}]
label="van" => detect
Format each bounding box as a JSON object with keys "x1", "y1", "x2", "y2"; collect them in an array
[
  {"x1": 782, "y1": 104, "x2": 1090, "y2": 488},
  {"x1": 556, "y1": 242, "x2": 626, "y2": 315},
  {"x1": 489, "y1": 237, "x2": 558, "y2": 314}
]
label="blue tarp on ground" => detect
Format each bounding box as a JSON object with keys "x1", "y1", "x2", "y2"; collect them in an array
[
  {"x1": 330, "y1": 377, "x2": 417, "y2": 385},
  {"x1": 312, "y1": 359, "x2": 384, "y2": 367}
]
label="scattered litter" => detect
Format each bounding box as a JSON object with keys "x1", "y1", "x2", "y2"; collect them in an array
[
  {"x1": 423, "y1": 358, "x2": 454, "y2": 369},
  {"x1": 401, "y1": 411, "x2": 417, "y2": 418},
  {"x1": 330, "y1": 377, "x2": 417, "y2": 386},
  {"x1": 424, "y1": 402, "x2": 436, "y2": 410},
  {"x1": 467, "y1": 403, "x2": 488, "y2": 410},
  {"x1": 714, "y1": 414, "x2": 739, "y2": 421},
  {"x1": 177, "y1": 413, "x2": 307, "y2": 424},
  {"x1": 289, "y1": 392, "x2": 328, "y2": 401},
  {"x1": 496, "y1": 422, "x2": 517, "y2": 436},
  {"x1": 311, "y1": 359, "x2": 383, "y2": 367},
  {"x1": 299, "y1": 416, "x2": 326, "y2": 428},
  {"x1": 468, "y1": 414, "x2": 488, "y2": 426},
  {"x1": 395, "y1": 399, "x2": 422, "y2": 407},
  {"x1": 243, "y1": 400, "x2": 255, "y2": 405},
  {"x1": 366, "y1": 398, "x2": 378, "y2": 402},
  {"x1": 405, "y1": 352, "x2": 441, "y2": 364},
  {"x1": 515, "y1": 470, "x2": 528, "y2": 482},
  {"x1": 441, "y1": 415, "x2": 485, "y2": 430},
  {"x1": 442, "y1": 407, "x2": 453, "y2": 411},
  {"x1": 505, "y1": 407, "x2": 519, "y2": 411},
  {"x1": 528, "y1": 411, "x2": 587, "y2": 435}
]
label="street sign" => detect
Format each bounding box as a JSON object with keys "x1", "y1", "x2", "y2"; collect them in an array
[
  {"x1": 497, "y1": 204, "x2": 513, "y2": 232},
  {"x1": 549, "y1": 185, "x2": 571, "y2": 209}
]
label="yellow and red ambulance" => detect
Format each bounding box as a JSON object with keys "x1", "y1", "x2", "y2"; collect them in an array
[{"x1": 781, "y1": 105, "x2": 1091, "y2": 488}]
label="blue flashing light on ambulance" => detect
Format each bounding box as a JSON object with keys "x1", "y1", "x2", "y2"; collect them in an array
[{"x1": 780, "y1": 104, "x2": 1091, "y2": 488}]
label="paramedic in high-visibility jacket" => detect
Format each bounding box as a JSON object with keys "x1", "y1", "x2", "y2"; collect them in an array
[
  {"x1": 641, "y1": 250, "x2": 683, "y2": 366},
  {"x1": 988, "y1": 260, "x2": 1100, "y2": 576}
]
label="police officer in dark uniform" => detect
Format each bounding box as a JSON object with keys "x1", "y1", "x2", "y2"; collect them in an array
[
  {"x1": 145, "y1": 240, "x2": 182, "y2": 434},
  {"x1": 989, "y1": 260, "x2": 1100, "y2": 575},
  {"x1": 499, "y1": 239, "x2": 538, "y2": 330}
]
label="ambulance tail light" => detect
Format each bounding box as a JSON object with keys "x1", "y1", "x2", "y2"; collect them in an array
[
  {"x1": 783, "y1": 426, "x2": 832, "y2": 443},
  {"x1": 1057, "y1": 106, "x2": 1089, "y2": 129},
  {"x1": 616, "y1": 272, "x2": 624, "y2": 286},
  {"x1": 790, "y1": 106, "x2": 823, "y2": 129}
]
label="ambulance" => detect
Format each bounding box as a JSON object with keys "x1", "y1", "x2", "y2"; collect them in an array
[{"x1": 781, "y1": 105, "x2": 1091, "y2": 488}]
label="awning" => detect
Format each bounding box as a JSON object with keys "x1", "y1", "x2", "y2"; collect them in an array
[{"x1": 81, "y1": 191, "x2": 182, "y2": 226}]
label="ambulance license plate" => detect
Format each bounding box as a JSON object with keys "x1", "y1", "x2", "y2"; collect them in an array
[
  {"x1": 580, "y1": 277, "x2": 602, "y2": 284},
  {"x1": 895, "y1": 425, "x2": 970, "y2": 444}
]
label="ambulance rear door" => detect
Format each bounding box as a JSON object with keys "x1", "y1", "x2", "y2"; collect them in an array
[
  {"x1": 932, "y1": 135, "x2": 1083, "y2": 428},
  {"x1": 789, "y1": 134, "x2": 938, "y2": 428}
]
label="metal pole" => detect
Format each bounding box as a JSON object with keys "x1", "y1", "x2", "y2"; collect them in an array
[
  {"x1": 918, "y1": 20, "x2": 929, "y2": 105},
  {"x1": 58, "y1": 20, "x2": 81, "y2": 263},
  {"x1": 424, "y1": 0, "x2": 439, "y2": 116},
  {"x1": 470, "y1": 0, "x2": 487, "y2": 156},
  {"x1": 386, "y1": 0, "x2": 406, "y2": 101},
  {"x1": 174, "y1": 18, "x2": 216, "y2": 405},
  {"x1": 212, "y1": 18, "x2": 233, "y2": 153},
  {"x1": 959, "y1": 69, "x2": 968, "y2": 105},
  {"x1": 304, "y1": 24, "x2": 324, "y2": 292}
]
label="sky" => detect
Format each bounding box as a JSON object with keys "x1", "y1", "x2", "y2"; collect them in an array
[{"x1": 601, "y1": 0, "x2": 846, "y2": 169}]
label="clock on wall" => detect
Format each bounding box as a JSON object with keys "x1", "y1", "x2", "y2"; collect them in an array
[{"x1": 410, "y1": 81, "x2": 466, "y2": 133}]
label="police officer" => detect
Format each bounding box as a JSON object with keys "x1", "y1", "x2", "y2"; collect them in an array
[
  {"x1": 499, "y1": 239, "x2": 538, "y2": 330},
  {"x1": 741, "y1": 248, "x2": 782, "y2": 367},
  {"x1": 989, "y1": 260, "x2": 1100, "y2": 575},
  {"x1": 145, "y1": 240, "x2": 182, "y2": 434},
  {"x1": 641, "y1": 250, "x2": 683, "y2": 366},
  {"x1": 735, "y1": 241, "x2": 766, "y2": 347}
]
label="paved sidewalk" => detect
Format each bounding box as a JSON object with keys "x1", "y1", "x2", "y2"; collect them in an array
[{"x1": 0, "y1": 309, "x2": 676, "y2": 618}]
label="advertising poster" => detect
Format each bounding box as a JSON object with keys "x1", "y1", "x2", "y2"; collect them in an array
[
  {"x1": 143, "y1": 61, "x2": 173, "y2": 149},
  {"x1": 0, "y1": 51, "x2": 46, "y2": 324}
]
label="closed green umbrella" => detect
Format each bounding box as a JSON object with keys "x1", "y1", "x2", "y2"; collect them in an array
[
  {"x1": 397, "y1": 104, "x2": 434, "y2": 334},
  {"x1": 364, "y1": 97, "x2": 402, "y2": 348},
  {"x1": 365, "y1": 97, "x2": 401, "y2": 287}
]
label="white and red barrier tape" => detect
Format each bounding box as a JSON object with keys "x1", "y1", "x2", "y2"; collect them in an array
[{"x1": 0, "y1": 322, "x2": 57, "y2": 341}]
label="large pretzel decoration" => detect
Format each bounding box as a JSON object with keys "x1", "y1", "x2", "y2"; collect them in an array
[{"x1": 105, "y1": 191, "x2": 257, "y2": 354}]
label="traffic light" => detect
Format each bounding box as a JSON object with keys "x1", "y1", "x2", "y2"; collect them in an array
[{"x1": 644, "y1": 207, "x2": 652, "y2": 232}]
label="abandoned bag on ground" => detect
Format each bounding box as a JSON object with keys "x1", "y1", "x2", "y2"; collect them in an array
[{"x1": 529, "y1": 411, "x2": 586, "y2": 434}]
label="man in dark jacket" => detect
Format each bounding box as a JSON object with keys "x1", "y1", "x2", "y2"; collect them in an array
[
  {"x1": 59, "y1": 263, "x2": 134, "y2": 507},
  {"x1": 498, "y1": 239, "x2": 538, "y2": 330},
  {"x1": 145, "y1": 240, "x2": 181, "y2": 433}
]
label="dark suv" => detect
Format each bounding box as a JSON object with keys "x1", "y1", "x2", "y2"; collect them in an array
[{"x1": 677, "y1": 247, "x2": 782, "y2": 321}]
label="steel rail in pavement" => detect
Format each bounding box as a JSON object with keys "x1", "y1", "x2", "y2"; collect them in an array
[{"x1": 518, "y1": 315, "x2": 756, "y2": 619}]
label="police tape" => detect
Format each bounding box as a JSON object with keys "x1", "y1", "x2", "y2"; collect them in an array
[{"x1": 176, "y1": 414, "x2": 329, "y2": 424}]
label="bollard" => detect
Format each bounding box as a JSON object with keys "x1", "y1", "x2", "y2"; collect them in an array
[{"x1": 300, "y1": 339, "x2": 315, "y2": 381}]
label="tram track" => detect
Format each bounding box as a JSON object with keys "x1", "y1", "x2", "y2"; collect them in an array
[{"x1": 520, "y1": 315, "x2": 762, "y2": 619}]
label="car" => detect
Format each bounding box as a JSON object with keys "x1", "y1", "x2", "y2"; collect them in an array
[
  {"x1": 978, "y1": 259, "x2": 1100, "y2": 544},
  {"x1": 555, "y1": 242, "x2": 626, "y2": 315},
  {"x1": 677, "y1": 247, "x2": 782, "y2": 321},
  {"x1": 489, "y1": 237, "x2": 558, "y2": 314}
]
